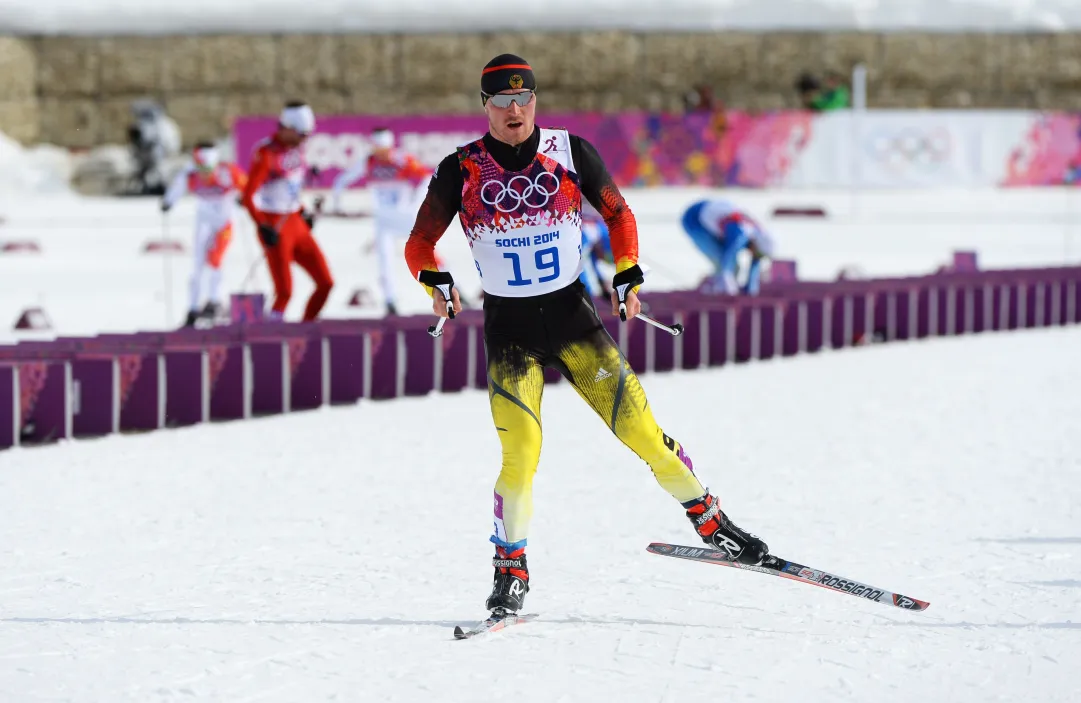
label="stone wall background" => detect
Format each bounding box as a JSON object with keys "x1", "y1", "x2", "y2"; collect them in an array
[{"x1": 1, "y1": 32, "x2": 1079, "y2": 147}]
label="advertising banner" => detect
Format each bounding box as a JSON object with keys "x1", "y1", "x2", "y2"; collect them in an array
[
  {"x1": 233, "y1": 110, "x2": 1081, "y2": 190},
  {"x1": 233, "y1": 110, "x2": 815, "y2": 190}
]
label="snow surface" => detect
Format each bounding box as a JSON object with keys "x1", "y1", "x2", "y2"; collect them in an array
[
  {"x1": 2, "y1": 0, "x2": 1080, "y2": 35},
  {"x1": 0, "y1": 132, "x2": 74, "y2": 197},
  {"x1": 2, "y1": 186, "x2": 1080, "y2": 342},
  {"x1": 1, "y1": 326, "x2": 1079, "y2": 701}
]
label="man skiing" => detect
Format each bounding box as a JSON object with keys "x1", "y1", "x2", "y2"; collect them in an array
[
  {"x1": 578, "y1": 201, "x2": 614, "y2": 298},
  {"x1": 241, "y1": 101, "x2": 334, "y2": 321},
  {"x1": 404, "y1": 54, "x2": 768, "y2": 620},
  {"x1": 330, "y1": 128, "x2": 432, "y2": 316},
  {"x1": 680, "y1": 198, "x2": 775, "y2": 296},
  {"x1": 161, "y1": 141, "x2": 246, "y2": 326}
]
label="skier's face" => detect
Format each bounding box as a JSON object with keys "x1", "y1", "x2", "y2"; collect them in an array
[
  {"x1": 277, "y1": 127, "x2": 308, "y2": 147},
  {"x1": 484, "y1": 89, "x2": 536, "y2": 146}
]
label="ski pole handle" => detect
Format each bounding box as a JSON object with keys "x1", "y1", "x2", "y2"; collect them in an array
[
  {"x1": 611, "y1": 265, "x2": 646, "y2": 323},
  {"x1": 418, "y1": 269, "x2": 457, "y2": 338}
]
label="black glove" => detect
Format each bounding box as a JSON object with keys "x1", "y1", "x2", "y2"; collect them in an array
[
  {"x1": 418, "y1": 270, "x2": 457, "y2": 319},
  {"x1": 302, "y1": 209, "x2": 315, "y2": 230},
  {"x1": 257, "y1": 223, "x2": 279, "y2": 247},
  {"x1": 611, "y1": 264, "x2": 646, "y2": 321}
]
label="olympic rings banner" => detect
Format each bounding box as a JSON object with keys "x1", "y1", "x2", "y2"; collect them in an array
[{"x1": 232, "y1": 110, "x2": 1081, "y2": 189}]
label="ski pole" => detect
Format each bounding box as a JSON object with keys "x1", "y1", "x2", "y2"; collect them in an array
[
  {"x1": 418, "y1": 270, "x2": 456, "y2": 338},
  {"x1": 161, "y1": 212, "x2": 174, "y2": 327},
  {"x1": 636, "y1": 313, "x2": 684, "y2": 336}
]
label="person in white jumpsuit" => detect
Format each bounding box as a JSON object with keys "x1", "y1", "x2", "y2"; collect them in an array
[
  {"x1": 161, "y1": 143, "x2": 246, "y2": 326},
  {"x1": 331, "y1": 128, "x2": 432, "y2": 315}
]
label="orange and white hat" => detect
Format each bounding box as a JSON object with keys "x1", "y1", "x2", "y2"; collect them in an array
[
  {"x1": 279, "y1": 102, "x2": 316, "y2": 135},
  {"x1": 192, "y1": 141, "x2": 220, "y2": 170}
]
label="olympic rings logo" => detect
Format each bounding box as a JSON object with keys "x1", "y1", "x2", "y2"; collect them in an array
[
  {"x1": 866, "y1": 127, "x2": 953, "y2": 172},
  {"x1": 480, "y1": 172, "x2": 560, "y2": 213}
]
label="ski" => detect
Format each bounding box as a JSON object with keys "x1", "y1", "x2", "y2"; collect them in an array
[
  {"x1": 647, "y1": 543, "x2": 930, "y2": 612},
  {"x1": 453, "y1": 612, "x2": 538, "y2": 640}
]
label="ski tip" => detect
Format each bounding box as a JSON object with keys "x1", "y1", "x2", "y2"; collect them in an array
[
  {"x1": 893, "y1": 594, "x2": 931, "y2": 611},
  {"x1": 453, "y1": 625, "x2": 466, "y2": 639}
]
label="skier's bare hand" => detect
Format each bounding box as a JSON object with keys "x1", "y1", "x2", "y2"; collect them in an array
[{"x1": 433, "y1": 287, "x2": 463, "y2": 318}]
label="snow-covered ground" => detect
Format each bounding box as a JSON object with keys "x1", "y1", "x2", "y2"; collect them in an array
[
  {"x1": 1, "y1": 326, "x2": 1079, "y2": 702},
  {"x1": 3, "y1": 0, "x2": 1079, "y2": 34},
  {"x1": 2, "y1": 186, "x2": 1080, "y2": 342}
]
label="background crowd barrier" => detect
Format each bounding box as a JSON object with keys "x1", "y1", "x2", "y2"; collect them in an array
[
  {"x1": 236, "y1": 110, "x2": 1081, "y2": 190},
  {"x1": 2, "y1": 265, "x2": 1079, "y2": 450}
]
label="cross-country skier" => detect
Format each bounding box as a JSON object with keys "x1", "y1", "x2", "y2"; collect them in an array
[
  {"x1": 161, "y1": 141, "x2": 246, "y2": 326},
  {"x1": 404, "y1": 54, "x2": 768, "y2": 618},
  {"x1": 680, "y1": 198, "x2": 775, "y2": 295},
  {"x1": 241, "y1": 101, "x2": 334, "y2": 321},
  {"x1": 578, "y1": 201, "x2": 614, "y2": 297},
  {"x1": 330, "y1": 128, "x2": 432, "y2": 316}
]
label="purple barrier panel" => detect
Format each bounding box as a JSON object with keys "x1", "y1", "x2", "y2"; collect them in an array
[
  {"x1": 1070, "y1": 279, "x2": 1081, "y2": 324},
  {"x1": 318, "y1": 319, "x2": 384, "y2": 405},
  {"x1": 781, "y1": 298, "x2": 805, "y2": 356},
  {"x1": 327, "y1": 332, "x2": 364, "y2": 403},
  {"x1": 17, "y1": 360, "x2": 70, "y2": 444},
  {"x1": 652, "y1": 310, "x2": 679, "y2": 372},
  {"x1": 0, "y1": 365, "x2": 16, "y2": 449},
  {"x1": 624, "y1": 313, "x2": 648, "y2": 373},
  {"x1": 118, "y1": 353, "x2": 162, "y2": 431},
  {"x1": 209, "y1": 345, "x2": 246, "y2": 420},
  {"x1": 438, "y1": 311, "x2": 480, "y2": 393},
  {"x1": 71, "y1": 357, "x2": 115, "y2": 437},
  {"x1": 952, "y1": 286, "x2": 972, "y2": 335},
  {"x1": 164, "y1": 351, "x2": 204, "y2": 427},
  {"x1": 706, "y1": 306, "x2": 732, "y2": 366},
  {"x1": 288, "y1": 331, "x2": 325, "y2": 411},
  {"x1": 989, "y1": 284, "x2": 1006, "y2": 331},
  {"x1": 734, "y1": 303, "x2": 754, "y2": 362},
  {"x1": 856, "y1": 293, "x2": 873, "y2": 344},
  {"x1": 543, "y1": 366, "x2": 563, "y2": 384},
  {"x1": 935, "y1": 284, "x2": 955, "y2": 336},
  {"x1": 248, "y1": 341, "x2": 285, "y2": 414},
  {"x1": 679, "y1": 309, "x2": 705, "y2": 369},
  {"x1": 872, "y1": 288, "x2": 905, "y2": 343},
  {"x1": 1054, "y1": 278, "x2": 1076, "y2": 326},
  {"x1": 915, "y1": 287, "x2": 933, "y2": 339},
  {"x1": 1028, "y1": 281, "x2": 1048, "y2": 329},
  {"x1": 231, "y1": 293, "x2": 265, "y2": 324},
  {"x1": 1005, "y1": 283, "x2": 1021, "y2": 330},
  {"x1": 164, "y1": 330, "x2": 246, "y2": 421},
  {"x1": 394, "y1": 316, "x2": 437, "y2": 397},
  {"x1": 758, "y1": 303, "x2": 778, "y2": 360},
  {"x1": 241, "y1": 320, "x2": 322, "y2": 411},
  {"x1": 71, "y1": 336, "x2": 162, "y2": 431},
  {"x1": 826, "y1": 293, "x2": 867, "y2": 347},
  {"x1": 804, "y1": 297, "x2": 825, "y2": 352},
  {"x1": 368, "y1": 324, "x2": 398, "y2": 399},
  {"x1": 828, "y1": 296, "x2": 845, "y2": 348},
  {"x1": 970, "y1": 285, "x2": 988, "y2": 334},
  {"x1": 897, "y1": 288, "x2": 917, "y2": 340}
]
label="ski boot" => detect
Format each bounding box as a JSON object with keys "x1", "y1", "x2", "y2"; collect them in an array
[
  {"x1": 182, "y1": 310, "x2": 199, "y2": 328},
  {"x1": 485, "y1": 546, "x2": 529, "y2": 614},
  {"x1": 201, "y1": 301, "x2": 223, "y2": 322},
  {"x1": 684, "y1": 493, "x2": 769, "y2": 565}
]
